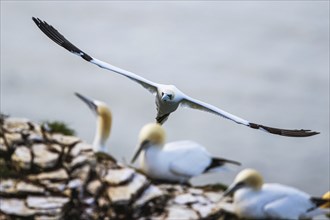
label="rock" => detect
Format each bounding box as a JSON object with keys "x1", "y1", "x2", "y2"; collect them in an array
[
  {"x1": 70, "y1": 164, "x2": 91, "y2": 184},
  {"x1": 166, "y1": 205, "x2": 199, "y2": 220},
  {"x1": 103, "y1": 167, "x2": 135, "y2": 185},
  {"x1": 51, "y1": 134, "x2": 80, "y2": 146},
  {"x1": 174, "y1": 193, "x2": 199, "y2": 205},
  {"x1": 0, "y1": 116, "x2": 236, "y2": 219},
  {"x1": 87, "y1": 179, "x2": 102, "y2": 195},
  {"x1": 32, "y1": 144, "x2": 59, "y2": 169},
  {"x1": 134, "y1": 184, "x2": 163, "y2": 207},
  {"x1": 3, "y1": 117, "x2": 32, "y2": 133},
  {"x1": 69, "y1": 142, "x2": 93, "y2": 157},
  {"x1": 0, "y1": 198, "x2": 36, "y2": 216},
  {"x1": 69, "y1": 154, "x2": 90, "y2": 169},
  {"x1": 26, "y1": 196, "x2": 69, "y2": 209},
  {"x1": 0, "y1": 137, "x2": 7, "y2": 152},
  {"x1": 3, "y1": 133, "x2": 22, "y2": 148},
  {"x1": 11, "y1": 146, "x2": 32, "y2": 170},
  {"x1": 107, "y1": 173, "x2": 147, "y2": 203},
  {"x1": 192, "y1": 202, "x2": 215, "y2": 218},
  {"x1": 0, "y1": 179, "x2": 17, "y2": 194},
  {"x1": 31, "y1": 168, "x2": 68, "y2": 181},
  {"x1": 16, "y1": 181, "x2": 45, "y2": 194}
]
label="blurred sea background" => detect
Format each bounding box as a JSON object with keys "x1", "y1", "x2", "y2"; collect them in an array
[{"x1": 1, "y1": 1, "x2": 329, "y2": 196}]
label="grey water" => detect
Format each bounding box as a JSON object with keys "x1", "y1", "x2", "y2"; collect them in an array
[{"x1": 1, "y1": 1, "x2": 329, "y2": 197}]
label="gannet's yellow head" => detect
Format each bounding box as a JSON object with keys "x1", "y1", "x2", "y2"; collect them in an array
[
  {"x1": 131, "y1": 123, "x2": 166, "y2": 163},
  {"x1": 138, "y1": 123, "x2": 166, "y2": 146},
  {"x1": 223, "y1": 168, "x2": 263, "y2": 197},
  {"x1": 234, "y1": 168, "x2": 263, "y2": 190}
]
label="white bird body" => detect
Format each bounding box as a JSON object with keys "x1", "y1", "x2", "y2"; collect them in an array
[
  {"x1": 131, "y1": 123, "x2": 241, "y2": 183},
  {"x1": 234, "y1": 183, "x2": 314, "y2": 219},
  {"x1": 32, "y1": 17, "x2": 319, "y2": 137},
  {"x1": 223, "y1": 169, "x2": 330, "y2": 220},
  {"x1": 141, "y1": 141, "x2": 214, "y2": 182}
]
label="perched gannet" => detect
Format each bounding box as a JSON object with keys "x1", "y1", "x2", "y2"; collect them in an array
[
  {"x1": 32, "y1": 17, "x2": 319, "y2": 137},
  {"x1": 130, "y1": 123, "x2": 241, "y2": 183},
  {"x1": 222, "y1": 168, "x2": 330, "y2": 219},
  {"x1": 75, "y1": 92, "x2": 112, "y2": 152}
]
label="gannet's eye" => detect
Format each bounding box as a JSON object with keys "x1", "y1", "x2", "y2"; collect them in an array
[
  {"x1": 161, "y1": 92, "x2": 164, "y2": 96},
  {"x1": 168, "y1": 94, "x2": 173, "y2": 99}
]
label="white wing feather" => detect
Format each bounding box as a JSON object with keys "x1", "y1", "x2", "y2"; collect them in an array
[
  {"x1": 91, "y1": 58, "x2": 159, "y2": 95},
  {"x1": 262, "y1": 184, "x2": 313, "y2": 219},
  {"x1": 32, "y1": 17, "x2": 158, "y2": 95},
  {"x1": 166, "y1": 141, "x2": 211, "y2": 177},
  {"x1": 180, "y1": 96, "x2": 249, "y2": 126}
]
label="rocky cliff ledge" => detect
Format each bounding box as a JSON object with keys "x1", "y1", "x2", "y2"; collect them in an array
[{"x1": 0, "y1": 116, "x2": 237, "y2": 219}]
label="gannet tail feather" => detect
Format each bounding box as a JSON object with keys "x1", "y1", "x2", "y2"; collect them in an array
[
  {"x1": 32, "y1": 17, "x2": 158, "y2": 94},
  {"x1": 181, "y1": 97, "x2": 319, "y2": 137},
  {"x1": 205, "y1": 157, "x2": 241, "y2": 172},
  {"x1": 310, "y1": 197, "x2": 330, "y2": 208}
]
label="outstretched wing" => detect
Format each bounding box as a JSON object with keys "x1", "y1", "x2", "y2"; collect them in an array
[
  {"x1": 32, "y1": 17, "x2": 159, "y2": 95},
  {"x1": 180, "y1": 96, "x2": 319, "y2": 137}
]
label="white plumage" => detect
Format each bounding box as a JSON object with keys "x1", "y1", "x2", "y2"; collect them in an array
[
  {"x1": 131, "y1": 123, "x2": 240, "y2": 183},
  {"x1": 222, "y1": 169, "x2": 330, "y2": 219},
  {"x1": 32, "y1": 17, "x2": 319, "y2": 138}
]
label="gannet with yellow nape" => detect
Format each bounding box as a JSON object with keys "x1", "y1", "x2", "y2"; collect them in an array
[
  {"x1": 131, "y1": 123, "x2": 241, "y2": 183},
  {"x1": 221, "y1": 168, "x2": 330, "y2": 219},
  {"x1": 75, "y1": 92, "x2": 112, "y2": 152},
  {"x1": 32, "y1": 17, "x2": 319, "y2": 137}
]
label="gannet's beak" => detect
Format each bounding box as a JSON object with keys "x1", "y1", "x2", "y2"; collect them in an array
[
  {"x1": 131, "y1": 141, "x2": 150, "y2": 164},
  {"x1": 161, "y1": 93, "x2": 168, "y2": 101},
  {"x1": 161, "y1": 93, "x2": 173, "y2": 102},
  {"x1": 75, "y1": 92, "x2": 98, "y2": 114},
  {"x1": 222, "y1": 182, "x2": 245, "y2": 198}
]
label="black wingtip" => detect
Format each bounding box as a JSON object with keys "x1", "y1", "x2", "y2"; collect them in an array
[
  {"x1": 32, "y1": 17, "x2": 44, "y2": 28},
  {"x1": 32, "y1": 17, "x2": 93, "y2": 62},
  {"x1": 249, "y1": 123, "x2": 320, "y2": 137}
]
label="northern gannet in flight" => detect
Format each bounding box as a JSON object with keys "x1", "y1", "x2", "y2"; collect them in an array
[
  {"x1": 75, "y1": 92, "x2": 112, "y2": 152},
  {"x1": 221, "y1": 168, "x2": 330, "y2": 219},
  {"x1": 131, "y1": 123, "x2": 241, "y2": 183},
  {"x1": 32, "y1": 17, "x2": 319, "y2": 137}
]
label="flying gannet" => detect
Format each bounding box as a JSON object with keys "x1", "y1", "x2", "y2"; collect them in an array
[
  {"x1": 221, "y1": 168, "x2": 330, "y2": 219},
  {"x1": 32, "y1": 17, "x2": 319, "y2": 137},
  {"x1": 130, "y1": 123, "x2": 241, "y2": 183},
  {"x1": 75, "y1": 92, "x2": 112, "y2": 152}
]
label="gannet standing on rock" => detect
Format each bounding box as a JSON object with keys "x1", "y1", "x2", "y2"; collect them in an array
[
  {"x1": 131, "y1": 123, "x2": 241, "y2": 183},
  {"x1": 75, "y1": 92, "x2": 112, "y2": 152},
  {"x1": 32, "y1": 17, "x2": 319, "y2": 137},
  {"x1": 221, "y1": 168, "x2": 330, "y2": 219}
]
